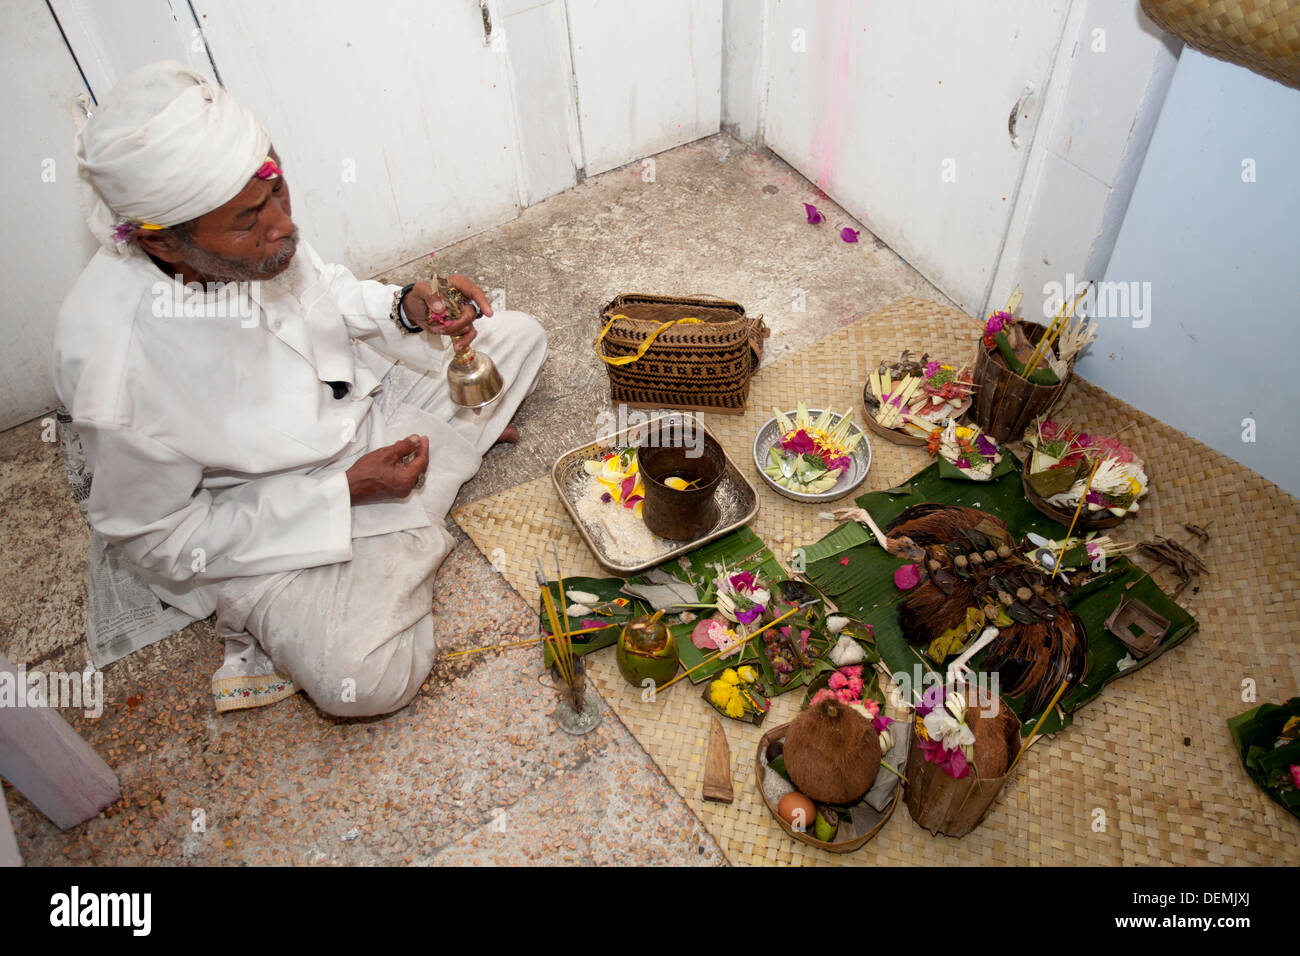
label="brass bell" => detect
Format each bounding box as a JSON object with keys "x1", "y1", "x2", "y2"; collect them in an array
[
  {"x1": 447, "y1": 341, "x2": 504, "y2": 409},
  {"x1": 432, "y1": 276, "x2": 504, "y2": 410}
]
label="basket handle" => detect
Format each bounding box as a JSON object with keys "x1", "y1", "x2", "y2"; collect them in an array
[{"x1": 595, "y1": 313, "x2": 703, "y2": 366}]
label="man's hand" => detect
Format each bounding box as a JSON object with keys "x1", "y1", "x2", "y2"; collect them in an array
[
  {"x1": 345, "y1": 435, "x2": 429, "y2": 504},
  {"x1": 400, "y1": 274, "x2": 494, "y2": 351}
]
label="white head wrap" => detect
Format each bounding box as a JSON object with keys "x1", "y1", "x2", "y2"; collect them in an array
[{"x1": 75, "y1": 60, "x2": 271, "y2": 254}]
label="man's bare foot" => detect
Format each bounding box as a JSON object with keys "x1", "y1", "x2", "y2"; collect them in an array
[{"x1": 495, "y1": 423, "x2": 520, "y2": 445}]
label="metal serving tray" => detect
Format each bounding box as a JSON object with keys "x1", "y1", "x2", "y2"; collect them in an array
[{"x1": 551, "y1": 414, "x2": 759, "y2": 575}]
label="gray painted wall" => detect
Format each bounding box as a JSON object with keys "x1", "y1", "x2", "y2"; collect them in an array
[{"x1": 1077, "y1": 48, "x2": 1300, "y2": 497}]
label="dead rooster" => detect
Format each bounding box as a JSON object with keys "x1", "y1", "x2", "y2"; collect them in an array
[{"x1": 834, "y1": 502, "x2": 1089, "y2": 713}]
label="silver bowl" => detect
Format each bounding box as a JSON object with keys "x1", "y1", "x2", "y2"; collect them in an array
[{"x1": 751, "y1": 410, "x2": 872, "y2": 503}]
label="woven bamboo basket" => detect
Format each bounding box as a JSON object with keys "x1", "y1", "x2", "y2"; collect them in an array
[
  {"x1": 904, "y1": 704, "x2": 1022, "y2": 838},
  {"x1": 597, "y1": 293, "x2": 769, "y2": 415},
  {"x1": 755, "y1": 723, "x2": 899, "y2": 853},
  {"x1": 970, "y1": 322, "x2": 1074, "y2": 443},
  {"x1": 1142, "y1": 0, "x2": 1300, "y2": 90}
]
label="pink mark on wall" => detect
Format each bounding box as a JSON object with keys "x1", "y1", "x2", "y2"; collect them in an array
[{"x1": 812, "y1": 0, "x2": 854, "y2": 193}]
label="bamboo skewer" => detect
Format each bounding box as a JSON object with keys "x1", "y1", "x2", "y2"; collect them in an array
[
  {"x1": 654, "y1": 606, "x2": 800, "y2": 694},
  {"x1": 1051, "y1": 457, "x2": 1102, "y2": 580},
  {"x1": 1006, "y1": 677, "x2": 1072, "y2": 775},
  {"x1": 443, "y1": 620, "x2": 621, "y2": 660}
]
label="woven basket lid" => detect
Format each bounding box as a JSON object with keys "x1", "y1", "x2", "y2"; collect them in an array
[{"x1": 1142, "y1": 0, "x2": 1300, "y2": 90}]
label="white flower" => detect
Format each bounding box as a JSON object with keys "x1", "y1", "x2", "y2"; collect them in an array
[{"x1": 924, "y1": 709, "x2": 975, "y2": 751}]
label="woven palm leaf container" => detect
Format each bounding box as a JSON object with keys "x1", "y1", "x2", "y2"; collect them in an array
[
  {"x1": 1142, "y1": 0, "x2": 1300, "y2": 91},
  {"x1": 969, "y1": 321, "x2": 1074, "y2": 443},
  {"x1": 597, "y1": 293, "x2": 769, "y2": 415},
  {"x1": 904, "y1": 700, "x2": 1022, "y2": 838}
]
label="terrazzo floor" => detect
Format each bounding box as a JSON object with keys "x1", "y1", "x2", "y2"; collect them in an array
[{"x1": 1, "y1": 132, "x2": 951, "y2": 865}]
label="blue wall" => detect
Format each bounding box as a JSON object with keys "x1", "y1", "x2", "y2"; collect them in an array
[{"x1": 1076, "y1": 48, "x2": 1300, "y2": 497}]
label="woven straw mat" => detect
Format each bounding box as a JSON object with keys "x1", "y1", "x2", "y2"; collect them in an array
[{"x1": 451, "y1": 297, "x2": 1300, "y2": 866}]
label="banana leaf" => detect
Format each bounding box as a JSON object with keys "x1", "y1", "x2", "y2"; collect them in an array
[
  {"x1": 799, "y1": 456, "x2": 1198, "y2": 735},
  {"x1": 537, "y1": 575, "x2": 644, "y2": 666},
  {"x1": 540, "y1": 526, "x2": 785, "y2": 681},
  {"x1": 1227, "y1": 698, "x2": 1300, "y2": 819}
]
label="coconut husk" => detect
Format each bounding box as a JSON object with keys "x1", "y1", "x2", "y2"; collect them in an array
[
  {"x1": 784, "y1": 698, "x2": 881, "y2": 804},
  {"x1": 964, "y1": 698, "x2": 1014, "y2": 778}
]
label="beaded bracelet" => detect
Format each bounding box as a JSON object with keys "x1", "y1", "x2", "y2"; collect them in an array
[{"x1": 391, "y1": 283, "x2": 422, "y2": 334}]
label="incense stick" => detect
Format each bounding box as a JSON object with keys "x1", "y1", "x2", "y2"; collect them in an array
[
  {"x1": 1051, "y1": 457, "x2": 1101, "y2": 580},
  {"x1": 654, "y1": 606, "x2": 800, "y2": 694}
]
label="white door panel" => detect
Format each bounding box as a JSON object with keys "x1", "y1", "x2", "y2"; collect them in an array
[
  {"x1": 0, "y1": 0, "x2": 99, "y2": 428},
  {"x1": 190, "y1": 0, "x2": 524, "y2": 276},
  {"x1": 566, "y1": 0, "x2": 723, "y2": 174}
]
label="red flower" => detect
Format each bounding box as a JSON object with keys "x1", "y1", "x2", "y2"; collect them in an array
[{"x1": 840, "y1": 556, "x2": 850, "y2": 566}]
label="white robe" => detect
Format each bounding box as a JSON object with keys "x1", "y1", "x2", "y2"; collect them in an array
[{"x1": 53, "y1": 240, "x2": 547, "y2": 714}]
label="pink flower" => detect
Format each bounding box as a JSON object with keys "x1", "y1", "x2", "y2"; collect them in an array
[
  {"x1": 810, "y1": 688, "x2": 837, "y2": 707},
  {"x1": 1291, "y1": 765, "x2": 1300, "y2": 789},
  {"x1": 894, "y1": 563, "x2": 921, "y2": 590},
  {"x1": 781, "y1": 429, "x2": 817, "y2": 455},
  {"x1": 840, "y1": 227, "x2": 860, "y2": 243},
  {"x1": 829, "y1": 672, "x2": 848, "y2": 690},
  {"x1": 840, "y1": 556, "x2": 850, "y2": 566},
  {"x1": 919, "y1": 737, "x2": 970, "y2": 779},
  {"x1": 871, "y1": 713, "x2": 891, "y2": 732},
  {"x1": 803, "y1": 203, "x2": 823, "y2": 224},
  {"x1": 729, "y1": 570, "x2": 756, "y2": 592},
  {"x1": 984, "y1": 311, "x2": 1010, "y2": 336}
]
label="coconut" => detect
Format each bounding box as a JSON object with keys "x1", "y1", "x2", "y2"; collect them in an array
[{"x1": 784, "y1": 698, "x2": 881, "y2": 804}]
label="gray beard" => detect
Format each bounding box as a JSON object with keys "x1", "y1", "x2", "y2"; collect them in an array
[{"x1": 175, "y1": 228, "x2": 299, "y2": 283}]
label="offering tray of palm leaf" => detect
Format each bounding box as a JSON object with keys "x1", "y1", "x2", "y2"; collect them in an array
[
  {"x1": 862, "y1": 350, "x2": 974, "y2": 446},
  {"x1": 1020, "y1": 418, "x2": 1150, "y2": 530}
]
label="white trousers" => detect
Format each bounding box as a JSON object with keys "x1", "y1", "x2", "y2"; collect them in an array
[{"x1": 212, "y1": 310, "x2": 547, "y2": 716}]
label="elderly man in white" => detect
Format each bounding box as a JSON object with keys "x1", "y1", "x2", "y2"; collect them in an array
[{"x1": 54, "y1": 61, "x2": 547, "y2": 717}]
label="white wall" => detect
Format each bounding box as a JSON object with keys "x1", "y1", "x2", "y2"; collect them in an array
[
  {"x1": 724, "y1": 0, "x2": 1179, "y2": 320},
  {"x1": 566, "y1": 0, "x2": 722, "y2": 175},
  {"x1": 1076, "y1": 48, "x2": 1300, "y2": 496},
  {"x1": 0, "y1": 0, "x2": 99, "y2": 429}
]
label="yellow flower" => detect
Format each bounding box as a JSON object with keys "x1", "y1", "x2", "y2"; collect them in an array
[
  {"x1": 737, "y1": 666, "x2": 758, "y2": 684},
  {"x1": 708, "y1": 680, "x2": 731, "y2": 707},
  {"x1": 720, "y1": 668, "x2": 741, "y2": 686},
  {"x1": 723, "y1": 695, "x2": 745, "y2": 719}
]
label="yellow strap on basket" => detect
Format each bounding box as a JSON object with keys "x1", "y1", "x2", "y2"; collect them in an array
[{"x1": 595, "y1": 314, "x2": 703, "y2": 366}]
